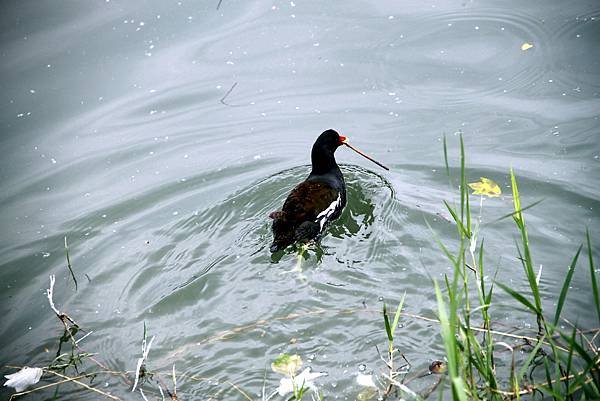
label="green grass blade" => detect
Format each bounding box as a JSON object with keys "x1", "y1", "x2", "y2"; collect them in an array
[
  {"x1": 425, "y1": 219, "x2": 458, "y2": 266},
  {"x1": 559, "y1": 331, "x2": 594, "y2": 366},
  {"x1": 434, "y1": 279, "x2": 468, "y2": 401},
  {"x1": 485, "y1": 270, "x2": 499, "y2": 311},
  {"x1": 489, "y1": 199, "x2": 544, "y2": 224},
  {"x1": 433, "y1": 280, "x2": 455, "y2": 366},
  {"x1": 459, "y1": 134, "x2": 465, "y2": 223},
  {"x1": 461, "y1": 137, "x2": 471, "y2": 236},
  {"x1": 519, "y1": 225, "x2": 542, "y2": 312},
  {"x1": 391, "y1": 293, "x2": 406, "y2": 339},
  {"x1": 516, "y1": 334, "x2": 545, "y2": 383},
  {"x1": 383, "y1": 303, "x2": 393, "y2": 342},
  {"x1": 513, "y1": 241, "x2": 540, "y2": 312},
  {"x1": 459, "y1": 134, "x2": 470, "y2": 235},
  {"x1": 496, "y1": 282, "x2": 538, "y2": 313},
  {"x1": 443, "y1": 134, "x2": 450, "y2": 178},
  {"x1": 451, "y1": 377, "x2": 469, "y2": 401},
  {"x1": 541, "y1": 358, "x2": 564, "y2": 401},
  {"x1": 510, "y1": 168, "x2": 522, "y2": 228},
  {"x1": 476, "y1": 239, "x2": 492, "y2": 325},
  {"x1": 444, "y1": 200, "x2": 470, "y2": 238},
  {"x1": 559, "y1": 330, "x2": 600, "y2": 392},
  {"x1": 564, "y1": 326, "x2": 576, "y2": 397},
  {"x1": 553, "y1": 244, "x2": 582, "y2": 326},
  {"x1": 586, "y1": 228, "x2": 600, "y2": 324},
  {"x1": 444, "y1": 274, "x2": 452, "y2": 301},
  {"x1": 484, "y1": 282, "x2": 494, "y2": 307},
  {"x1": 510, "y1": 170, "x2": 542, "y2": 314}
]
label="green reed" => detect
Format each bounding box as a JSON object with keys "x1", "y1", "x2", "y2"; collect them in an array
[{"x1": 434, "y1": 134, "x2": 599, "y2": 400}]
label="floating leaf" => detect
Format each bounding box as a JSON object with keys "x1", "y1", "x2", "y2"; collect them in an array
[
  {"x1": 468, "y1": 177, "x2": 501, "y2": 197},
  {"x1": 272, "y1": 354, "x2": 302, "y2": 376},
  {"x1": 521, "y1": 42, "x2": 534, "y2": 51}
]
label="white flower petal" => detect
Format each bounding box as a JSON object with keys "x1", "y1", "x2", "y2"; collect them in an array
[
  {"x1": 356, "y1": 373, "x2": 377, "y2": 388},
  {"x1": 4, "y1": 367, "x2": 43, "y2": 392},
  {"x1": 277, "y1": 377, "x2": 294, "y2": 396},
  {"x1": 276, "y1": 368, "x2": 327, "y2": 396},
  {"x1": 297, "y1": 368, "x2": 327, "y2": 383}
]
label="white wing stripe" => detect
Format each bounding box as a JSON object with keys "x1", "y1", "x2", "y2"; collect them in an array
[{"x1": 315, "y1": 194, "x2": 341, "y2": 230}]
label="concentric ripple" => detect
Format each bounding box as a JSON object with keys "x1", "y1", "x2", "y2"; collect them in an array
[{"x1": 366, "y1": 8, "x2": 556, "y2": 107}]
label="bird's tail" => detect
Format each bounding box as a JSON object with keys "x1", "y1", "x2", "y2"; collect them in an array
[{"x1": 269, "y1": 211, "x2": 293, "y2": 253}]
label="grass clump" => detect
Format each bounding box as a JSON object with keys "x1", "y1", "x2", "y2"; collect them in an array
[{"x1": 433, "y1": 134, "x2": 599, "y2": 400}]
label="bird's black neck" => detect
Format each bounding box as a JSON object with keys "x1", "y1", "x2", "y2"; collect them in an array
[{"x1": 310, "y1": 146, "x2": 340, "y2": 176}]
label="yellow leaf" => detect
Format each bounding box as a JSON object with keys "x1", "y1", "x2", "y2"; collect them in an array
[
  {"x1": 521, "y1": 42, "x2": 533, "y2": 51},
  {"x1": 272, "y1": 354, "x2": 302, "y2": 376},
  {"x1": 468, "y1": 177, "x2": 501, "y2": 197}
]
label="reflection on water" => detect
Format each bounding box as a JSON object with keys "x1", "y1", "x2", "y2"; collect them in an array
[
  {"x1": 332, "y1": 166, "x2": 381, "y2": 238},
  {"x1": 1, "y1": 0, "x2": 599, "y2": 399}
]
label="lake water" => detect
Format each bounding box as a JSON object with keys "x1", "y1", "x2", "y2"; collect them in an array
[{"x1": 1, "y1": 0, "x2": 599, "y2": 399}]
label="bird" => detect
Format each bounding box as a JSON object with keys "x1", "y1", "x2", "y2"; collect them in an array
[{"x1": 269, "y1": 129, "x2": 388, "y2": 253}]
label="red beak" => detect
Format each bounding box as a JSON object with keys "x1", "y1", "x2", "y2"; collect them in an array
[{"x1": 338, "y1": 135, "x2": 347, "y2": 144}]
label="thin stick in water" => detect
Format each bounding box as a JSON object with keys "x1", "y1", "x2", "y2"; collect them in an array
[
  {"x1": 220, "y1": 82, "x2": 238, "y2": 106},
  {"x1": 64, "y1": 236, "x2": 78, "y2": 291}
]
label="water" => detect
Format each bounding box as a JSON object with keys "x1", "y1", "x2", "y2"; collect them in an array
[{"x1": 1, "y1": 0, "x2": 599, "y2": 399}]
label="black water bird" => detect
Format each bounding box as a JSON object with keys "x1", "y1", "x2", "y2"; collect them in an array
[{"x1": 269, "y1": 129, "x2": 388, "y2": 252}]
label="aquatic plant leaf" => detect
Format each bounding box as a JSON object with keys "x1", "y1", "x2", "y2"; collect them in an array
[
  {"x1": 468, "y1": 177, "x2": 501, "y2": 197},
  {"x1": 383, "y1": 303, "x2": 393, "y2": 342},
  {"x1": 553, "y1": 244, "x2": 582, "y2": 326},
  {"x1": 391, "y1": 293, "x2": 405, "y2": 339},
  {"x1": 496, "y1": 282, "x2": 538, "y2": 313},
  {"x1": 272, "y1": 354, "x2": 302, "y2": 376},
  {"x1": 444, "y1": 201, "x2": 471, "y2": 238},
  {"x1": 521, "y1": 42, "x2": 534, "y2": 51}
]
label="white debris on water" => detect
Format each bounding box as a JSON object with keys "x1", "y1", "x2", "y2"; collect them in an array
[
  {"x1": 356, "y1": 373, "x2": 377, "y2": 388},
  {"x1": 3, "y1": 367, "x2": 43, "y2": 392}
]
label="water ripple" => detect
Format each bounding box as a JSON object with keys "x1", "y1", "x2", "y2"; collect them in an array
[{"x1": 368, "y1": 8, "x2": 555, "y2": 106}]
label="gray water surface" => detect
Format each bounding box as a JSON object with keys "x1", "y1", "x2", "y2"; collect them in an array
[{"x1": 1, "y1": 0, "x2": 599, "y2": 399}]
